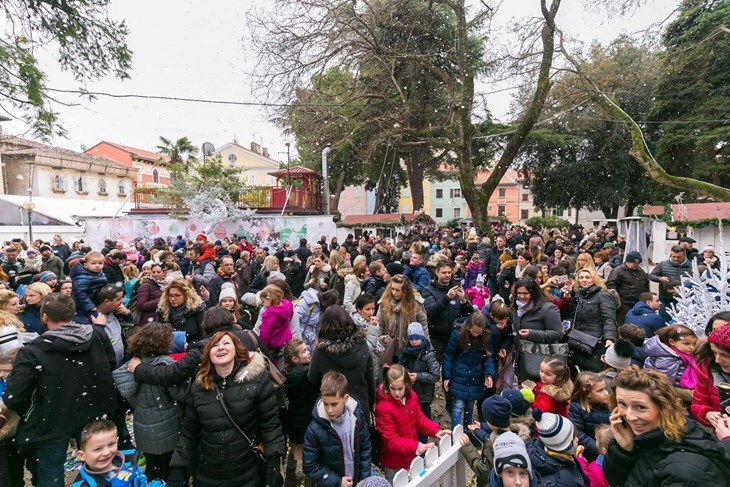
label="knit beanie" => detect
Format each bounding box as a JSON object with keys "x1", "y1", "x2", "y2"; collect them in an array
[
  {"x1": 602, "y1": 339, "x2": 635, "y2": 370},
  {"x1": 32, "y1": 271, "x2": 57, "y2": 284},
  {"x1": 196, "y1": 233, "x2": 207, "y2": 242},
  {"x1": 407, "y1": 322, "x2": 427, "y2": 341},
  {"x1": 532, "y1": 409, "x2": 574, "y2": 452},
  {"x1": 218, "y1": 285, "x2": 237, "y2": 304},
  {"x1": 356, "y1": 476, "x2": 391, "y2": 487},
  {"x1": 385, "y1": 262, "x2": 404, "y2": 277},
  {"x1": 481, "y1": 395, "x2": 512, "y2": 429},
  {"x1": 241, "y1": 292, "x2": 259, "y2": 307},
  {"x1": 493, "y1": 432, "x2": 533, "y2": 478},
  {"x1": 709, "y1": 324, "x2": 730, "y2": 349},
  {"x1": 0, "y1": 325, "x2": 22, "y2": 355},
  {"x1": 501, "y1": 388, "x2": 534, "y2": 417},
  {"x1": 171, "y1": 331, "x2": 186, "y2": 353},
  {"x1": 476, "y1": 273, "x2": 485, "y2": 283}
]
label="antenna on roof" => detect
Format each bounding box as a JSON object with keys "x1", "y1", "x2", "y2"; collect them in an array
[
  {"x1": 80, "y1": 144, "x2": 87, "y2": 152},
  {"x1": 233, "y1": 134, "x2": 238, "y2": 144}
]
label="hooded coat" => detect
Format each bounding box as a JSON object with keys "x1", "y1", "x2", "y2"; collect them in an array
[
  {"x1": 532, "y1": 381, "x2": 572, "y2": 418},
  {"x1": 526, "y1": 438, "x2": 587, "y2": 487},
  {"x1": 2, "y1": 323, "x2": 118, "y2": 446},
  {"x1": 113, "y1": 355, "x2": 189, "y2": 454},
  {"x1": 398, "y1": 340, "x2": 440, "y2": 404},
  {"x1": 308, "y1": 329, "x2": 375, "y2": 420},
  {"x1": 442, "y1": 328, "x2": 495, "y2": 401},
  {"x1": 70, "y1": 262, "x2": 109, "y2": 322},
  {"x1": 604, "y1": 419, "x2": 730, "y2": 486},
  {"x1": 691, "y1": 361, "x2": 724, "y2": 427},
  {"x1": 374, "y1": 387, "x2": 441, "y2": 470},
  {"x1": 624, "y1": 301, "x2": 665, "y2": 338},
  {"x1": 642, "y1": 335, "x2": 685, "y2": 386},
  {"x1": 258, "y1": 299, "x2": 294, "y2": 351},
  {"x1": 169, "y1": 353, "x2": 286, "y2": 487},
  {"x1": 302, "y1": 397, "x2": 372, "y2": 487}
]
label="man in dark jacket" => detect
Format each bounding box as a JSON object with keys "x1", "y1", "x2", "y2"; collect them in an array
[
  {"x1": 51, "y1": 234, "x2": 73, "y2": 262},
  {"x1": 303, "y1": 372, "x2": 371, "y2": 487},
  {"x1": 649, "y1": 245, "x2": 692, "y2": 321},
  {"x1": 679, "y1": 236, "x2": 699, "y2": 262},
  {"x1": 187, "y1": 245, "x2": 216, "y2": 288},
  {"x1": 102, "y1": 250, "x2": 126, "y2": 286},
  {"x1": 206, "y1": 255, "x2": 239, "y2": 304},
  {"x1": 624, "y1": 292, "x2": 666, "y2": 338},
  {"x1": 2, "y1": 294, "x2": 118, "y2": 487},
  {"x1": 606, "y1": 251, "x2": 650, "y2": 325},
  {"x1": 483, "y1": 235, "x2": 508, "y2": 299},
  {"x1": 40, "y1": 245, "x2": 65, "y2": 279},
  {"x1": 422, "y1": 260, "x2": 474, "y2": 362}
]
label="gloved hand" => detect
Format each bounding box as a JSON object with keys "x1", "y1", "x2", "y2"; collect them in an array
[
  {"x1": 265, "y1": 454, "x2": 283, "y2": 487},
  {"x1": 166, "y1": 467, "x2": 188, "y2": 487}
]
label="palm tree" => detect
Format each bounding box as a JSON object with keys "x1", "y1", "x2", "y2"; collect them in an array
[{"x1": 157, "y1": 136, "x2": 199, "y2": 178}]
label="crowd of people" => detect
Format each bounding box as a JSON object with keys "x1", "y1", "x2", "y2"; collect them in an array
[{"x1": 0, "y1": 226, "x2": 729, "y2": 486}]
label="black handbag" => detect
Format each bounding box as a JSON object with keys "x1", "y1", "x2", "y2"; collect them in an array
[
  {"x1": 517, "y1": 340, "x2": 569, "y2": 382},
  {"x1": 567, "y1": 328, "x2": 600, "y2": 355}
]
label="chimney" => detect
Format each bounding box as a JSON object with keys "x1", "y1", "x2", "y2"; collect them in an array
[
  {"x1": 250, "y1": 142, "x2": 261, "y2": 154},
  {"x1": 262, "y1": 147, "x2": 269, "y2": 158}
]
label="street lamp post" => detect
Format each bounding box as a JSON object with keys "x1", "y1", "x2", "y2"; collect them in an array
[{"x1": 22, "y1": 197, "x2": 35, "y2": 242}]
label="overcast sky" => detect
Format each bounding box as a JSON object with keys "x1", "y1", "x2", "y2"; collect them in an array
[{"x1": 3, "y1": 0, "x2": 678, "y2": 163}]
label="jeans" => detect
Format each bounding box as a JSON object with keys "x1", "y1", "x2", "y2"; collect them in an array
[
  {"x1": 35, "y1": 441, "x2": 68, "y2": 487},
  {"x1": 659, "y1": 298, "x2": 674, "y2": 323},
  {"x1": 418, "y1": 403, "x2": 432, "y2": 443},
  {"x1": 451, "y1": 399, "x2": 475, "y2": 429}
]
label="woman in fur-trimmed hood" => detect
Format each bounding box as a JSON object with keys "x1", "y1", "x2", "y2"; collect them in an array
[
  {"x1": 168, "y1": 331, "x2": 285, "y2": 487},
  {"x1": 308, "y1": 305, "x2": 376, "y2": 422}
]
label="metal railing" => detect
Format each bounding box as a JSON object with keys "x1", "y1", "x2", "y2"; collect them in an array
[{"x1": 391, "y1": 424, "x2": 466, "y2": 487}]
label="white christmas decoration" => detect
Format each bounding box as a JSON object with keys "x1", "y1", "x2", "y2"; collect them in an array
[
  {"x1": 668, "y1": 221, "x2": 730, "y2": 337},
  {"x1": 184, "y1": 189, "x2": 256, "y2": 224}
]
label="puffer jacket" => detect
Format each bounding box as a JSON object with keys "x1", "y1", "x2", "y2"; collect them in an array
[
  {"x1": 169, "y1": 353, "x2": 286, "y2": 487},
  {"x1": 691, "y1": 361, "x2": 724, "y2": 427},
  {"x1": 483, "y1": 246, "x2": 507, "y2": 280},
  {"x1": 403, "y1": 264, "x2": 431, "y2": 292},
  {"x1": 604, "y1": 419, "x2": 730, "y2": 486},
  {"x1": 342, "y1": 273, "x2": 362, "y2": 313},
  {"x1": 422, "y1": 279, "x2": 475, "y2": 339},
  {"x1": 624, "y1": 301, "x2": 665, "y2": 338},
  {"x1": 512, "y1": 301, "x2": 563, "y2": 344},
  {"x1": 642, "y1": 335, "x2": 684, "y2": 386},
  {"x1": 302, "y1": 397, "x2": 371, "y2": 487},
  {"x1": 606, "y1": 264, "x2": 650, "y2": 306},
  {"x1": 259, "y1": 299, "x2": 294, "y2": 351},
  {"x1": 398, "y1": 340, "x2": 440, "y2": 404},
  {"x1": 375, "y1": 387, "x2": 441, "y2": 470},
  {"x1": 527, "y1": 438, "x2": 587, "y2": 486},
  {"x1": 296, "y1": 288, "x2": 323, "y2": 348},
  {"x1": 442, "y1": 329, "x2": 495, "y2": 401},
  {"x1": 569, "y1": 286, "x2": 617, "y2": 341},
  {"x1": 281, "y1": 364, "x2": 319, "y2": 444},
  {"x1": 40, "y1": 254, "x2": 65, "y2": 279},
  {"x1": 377, "y1": 298, "x2": 429, "y2": 359},
  {"x1": 113, "y1": 355, "x2": 188, "y2": 454},
  {"x1": 362, "y1": 275, "x2": 386, "y2": 304},
  {"x1": 308, "y1": 329, "x2": 375, "y2": 420},
  {"x1": 568, "y1": 401, "x2": 610, "y2": 461},
  {"x1": 649, "y1": 258, "x2": 692, "y2": 301},
  {"x1": 136, "y1": 278, "x2": 163, "y2": 325},
  {"x1": 70, "y1": 262, "x2": 108, "y2": 321},
  {"x1": 328, "y1": 267, "x2": 350, "y2": 305},
  {"x1": 532, "y1": 381, "x2": 572, "y2": 417}
]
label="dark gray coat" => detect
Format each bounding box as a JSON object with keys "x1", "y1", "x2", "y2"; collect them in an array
[
  {"x1": 569, "y1": 286, "x2": 617, "y2": 341},
  {"x1": 113, "y1": 356, "x2": 189, "y2": 455},
  {"x1": 606, "y1": 264, "x2": 650, "y2": 306},
  {"x1": 512, "y1": 301, "x2": 563, "y2": 344}
]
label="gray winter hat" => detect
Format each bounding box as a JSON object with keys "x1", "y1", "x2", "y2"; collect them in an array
[{"x1": 493, "y1": 432, "x2": 533, "y2": 478}]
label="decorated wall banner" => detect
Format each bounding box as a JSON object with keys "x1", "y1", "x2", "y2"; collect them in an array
[{"x1": 84, "y1": 215, "x2": 337, "y2": 251}]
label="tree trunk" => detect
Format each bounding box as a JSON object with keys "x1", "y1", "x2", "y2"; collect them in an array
[
  {"x1": 406, "y1": 149, "x2": 426, "y2": 212},
  {"x1": 332, "y1": 170, "x2": 347, "y2": 212}
]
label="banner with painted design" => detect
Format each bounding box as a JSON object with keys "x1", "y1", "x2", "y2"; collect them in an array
[{"x1": 85, "y1": 215, "x2": 336, "y2": 251}]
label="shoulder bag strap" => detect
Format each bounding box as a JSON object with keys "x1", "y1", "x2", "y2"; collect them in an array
[
  {"x1": 214, "y1": 385, "x2": 258, "y2": 450},
  {"x1": 245, "y1": 330, "x2": 262, "y2": 352}
]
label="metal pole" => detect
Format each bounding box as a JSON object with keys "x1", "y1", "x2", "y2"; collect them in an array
[{"x1": 321, "y1": 147, "x2": 331, "y2": 215}]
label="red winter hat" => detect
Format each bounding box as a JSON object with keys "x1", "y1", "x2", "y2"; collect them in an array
[
  {"x1": 708, "y1": 324, "x2": 730, "y2": 349},
  {"x1": 196, "y1": 233, "x2": 207, "y2": 242}
]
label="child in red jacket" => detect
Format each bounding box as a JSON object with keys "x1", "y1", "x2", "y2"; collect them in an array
[
  {"x1": 375, "y1": 364, "x2": 451, "y2": 481},
  {"x1": 532, "y1": 356, "x2": 573, "y2": 417}
]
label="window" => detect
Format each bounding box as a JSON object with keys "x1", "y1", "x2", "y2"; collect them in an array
[
  {"x1": 522, "y1": 193, "x2": 528, "y2": 202},
  {"x1": 53, "y1": 175, "x2": 66, "y2": 192},
  {"x1": 554, "y1": 207, "x2": 564, "y2": 217},
  {"x1": 436, "y1": 188, "x2": 443, "y2": 199},
  {"x1": 117, "y1": 181, "x2": 126, "y2": 195},
  {"x1": 498, "y1": 188, "x2": 506, "y2": 197},
  {"x1": 74, "y1": 177, "x2": 87, "y2": 193},
  {"x1": 488, "y1": 206, "x2": 492, "y2": 212},
  {"x1": 450, "y1": 188, "x2": 461, "y2": 198},
  {"x1": 521, "y1": 209, "x2": 529, "y2": 220},
  {"x1": 453, "y1": 208, "x2": 461, "y2": 218},
  {"x1": 247, "y1": 174, "x2": 256, "y2": 185},
  {"x1": 498, "y1": 205, "x2": 506, "y2": 216},
  {"x1": 435, "y1": 208, "x2": 443, "y2": 218},
  {"x1": 568, "y1": 208, "x2": 572, "y2": 217},
  {"x1": 152, "y1": 169, "x2": 159, "y2": 183},
  {"x1": 98, "y1": 179, "x2": 107, "y2": 194}
]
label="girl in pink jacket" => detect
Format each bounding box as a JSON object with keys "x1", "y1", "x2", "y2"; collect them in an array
[{"x1": 258, "y1": 285, "x2": 294, "y2": 353}]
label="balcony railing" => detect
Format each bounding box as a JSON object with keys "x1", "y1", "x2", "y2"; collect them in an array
[{"x1": 132, "y1": 185, "x2": 322, "y2": 214}]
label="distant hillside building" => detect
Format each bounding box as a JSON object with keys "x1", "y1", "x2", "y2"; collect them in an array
[
  {"x1": 84, "y1": 141, "x2": 171, "y2": 187},
  {"x1": 215, "y1": 141, "x2": 281, "y2": 186}
]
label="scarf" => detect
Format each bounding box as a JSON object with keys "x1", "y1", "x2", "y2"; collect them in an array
[
  {"x1": 168, "y1": 304, "x2": 189, "y2": 324},
  {"x1": 515, "y1": 265, "x2": 526, "y2": 279},
  {"x1": 675, "y1": 348, "x2": 699, "y2": 389},
  {"x1": 516, "y1": 300, "x2": 534, "y2": 318}
]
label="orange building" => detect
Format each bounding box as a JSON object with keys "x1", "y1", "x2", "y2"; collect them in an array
[{"x1": 85, "y1": 141, "x2": 171, "y2": 187}]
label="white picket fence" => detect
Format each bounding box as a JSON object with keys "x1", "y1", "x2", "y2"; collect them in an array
[{"x1": 391, "y1": 424, "x2": 466, "y2": 487}]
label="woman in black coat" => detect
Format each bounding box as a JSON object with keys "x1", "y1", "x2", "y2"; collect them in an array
[
  {"x1": 606, "y1": 366, "x2": 730, "y2": 486},
  {"x1": 307, "y1": 305, "x2": 375, "y2": 422},
  {"x1": 157, "y1": 279, "x2": 206, "y2": 342},
  {"x1": 567, "y1": 268, "x2": 617, "y2": 372},
  {"x1": 167, "y1": 331, "x2": 285, "y2": 487}
]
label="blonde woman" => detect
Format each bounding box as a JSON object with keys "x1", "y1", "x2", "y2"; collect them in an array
[
  {"x1": 122, "y1": 262, "x2": 139, "y2": 307},
  {"x1": 574, "y1": 252, "x2": 597, "y2": 276},
  {"x1": 567, "y1": 268, "x2": 617, "y2": 372},
  {"x1": 0, "y1": 290, "x2": 20, "y2": 315},
  {"x1": 158, "y1": 278, "x2": 206, "y2": 341},
  {"x1": 343, "y1": 262, "x2": 368, "y2": 313},
  {"x1": 327, "y1": 251, "x2": 350, "y2": 305},
  {"x1": 249, "y1": 255, "x2": 281, "y2": 292},
  {"x1": 377, "y1": 274, "x2": 429, "y2": 364},
  {"x1": 18, "y1": 282, "x2": 52, "y2": 334}
]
